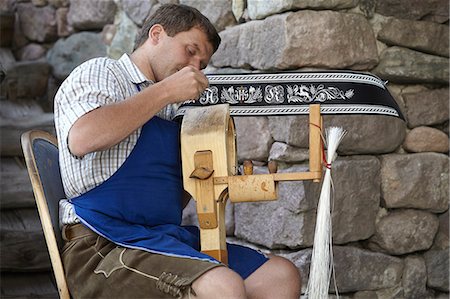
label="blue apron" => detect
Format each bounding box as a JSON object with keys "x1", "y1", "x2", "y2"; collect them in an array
[{"x1": 70, "y1": 116, "x2": 268, "y2": 279}]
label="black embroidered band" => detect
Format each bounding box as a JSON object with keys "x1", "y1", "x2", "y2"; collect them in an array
[{"x1": 174, "y1": 71, "x2": 404, "y2": 120}]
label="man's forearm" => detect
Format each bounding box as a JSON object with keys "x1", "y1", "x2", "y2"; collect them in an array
[{"x1": 68, "y1": 82, "x2": 169, "y2": 157}]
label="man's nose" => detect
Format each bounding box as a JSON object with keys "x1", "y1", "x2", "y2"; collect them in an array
[{"x1": 189, "y1": 58, "x2": 201, "y2": 70}]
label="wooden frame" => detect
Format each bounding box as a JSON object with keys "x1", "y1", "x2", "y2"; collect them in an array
[
  {"x1": 181, "y1": 104, "x2": 323, "y2": 264},
  {"x1": 181, "y1": 104, "x2": 235, "y2": 263},
  {"x1": 21, "y1": 130, "x2": 70, "y2": 299}
]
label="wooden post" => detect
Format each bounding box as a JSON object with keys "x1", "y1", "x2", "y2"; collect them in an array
[{"x1": 309, "y1": 104, "x2": 322, "y2": 182}]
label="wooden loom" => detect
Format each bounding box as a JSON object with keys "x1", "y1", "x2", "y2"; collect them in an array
[{"x1": 181, "y1": 103, "x2": 323, "y2": 264}]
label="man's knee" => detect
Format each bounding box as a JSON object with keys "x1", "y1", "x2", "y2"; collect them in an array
[
  {"x1": 245, "y1": 255, "x2": 301, "y2": 299},
  {"x1": 190, "y1": 266, "x2": 246, "y2": 299},
  {"x1": 270, "y1": 256, "x2": 301, "y2": 286}
]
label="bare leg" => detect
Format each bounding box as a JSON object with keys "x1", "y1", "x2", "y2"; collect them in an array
[
  {"x1": 187, "y1": 266, "x2": 247, "y2": 299},
  {"x1": 244, "y1": 255, "x2": 301, "y2": 299}
]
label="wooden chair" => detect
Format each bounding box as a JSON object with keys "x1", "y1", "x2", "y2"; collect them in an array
[{"x1": 21, "y1": 130, "x2": 71, "y2": 299}]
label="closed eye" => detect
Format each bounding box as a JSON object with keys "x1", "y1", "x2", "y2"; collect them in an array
[{"x1": 187, "y1": 46, "x2": 196, "y2": 56}]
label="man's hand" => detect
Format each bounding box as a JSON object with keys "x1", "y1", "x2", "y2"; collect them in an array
[{"x1": 160, "y1": 66, "x2": 209, "y2": 103}]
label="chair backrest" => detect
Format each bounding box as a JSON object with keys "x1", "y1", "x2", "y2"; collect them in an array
[{"x1": 21, "y1": 130, "x2": 70, "y2": 299}]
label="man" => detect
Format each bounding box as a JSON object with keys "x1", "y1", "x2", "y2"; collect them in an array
[{"x1": 55, "y1": 4, "x2": 300, "y2": 298}]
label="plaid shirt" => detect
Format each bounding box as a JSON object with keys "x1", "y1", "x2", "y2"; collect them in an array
[{"x1": 55, "y1": 54, "x2": 179, "y2": 224}]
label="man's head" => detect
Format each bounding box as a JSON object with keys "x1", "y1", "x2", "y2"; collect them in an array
[{"x1": 134, "y1": 4, "x2": 221, "y2": 53}]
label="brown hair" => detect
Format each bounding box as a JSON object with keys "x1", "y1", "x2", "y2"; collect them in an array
[{"x1": 134, "y1": 4, "x2": 221, "y2": 52}]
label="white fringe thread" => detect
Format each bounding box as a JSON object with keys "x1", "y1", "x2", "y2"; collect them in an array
[{"x1": 305, "y1": 126, "x2": 347, "y2": 299}]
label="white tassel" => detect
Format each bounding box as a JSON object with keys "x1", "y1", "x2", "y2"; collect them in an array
[{"x1": 305, "y1": 126, "x2": 346, "y2": 299}]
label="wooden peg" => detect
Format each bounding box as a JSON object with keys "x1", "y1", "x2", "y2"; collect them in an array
[
  {"x1": 243, "y1": 160, "x2": 253, "y2": 175},
  {"x1": 190, "y1": 167, "x2": 214, "y2": 180},
  {"x1": 268, "y1": 160, "x2": 278, "y2": 174}
]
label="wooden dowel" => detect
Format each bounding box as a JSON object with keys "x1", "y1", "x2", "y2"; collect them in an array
[
  {"x1": 213, "y1": 171, "x2": 322, "y2": 185},
  {"x1": 272, "y1": 171, "x2": 322, "y2": 181},
  {"x1": 243, "y1": 160, "x2": 253, "y2": 175}
]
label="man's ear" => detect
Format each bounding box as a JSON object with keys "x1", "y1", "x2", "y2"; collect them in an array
[{"x1": 148, "y1": 24, "x2": 164, "y2": 45}]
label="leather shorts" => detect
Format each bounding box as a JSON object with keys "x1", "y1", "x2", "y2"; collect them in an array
[{"x1": 61, "y1": 224, "x2": 221, "y2": 298}]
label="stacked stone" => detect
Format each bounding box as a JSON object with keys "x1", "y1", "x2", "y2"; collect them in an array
[
  {"x1": 0, "y1": 0, "x2": 448, "y2": 298},
  {"x1": 189, "y1": 0, "x2": 449, "y2": 298}
]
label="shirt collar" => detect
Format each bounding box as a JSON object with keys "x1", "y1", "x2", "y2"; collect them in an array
[{"x1": 117, "y1": 54, "x2": 153, "y2": 85}]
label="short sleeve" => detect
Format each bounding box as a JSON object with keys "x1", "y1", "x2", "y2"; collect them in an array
[{"x1": 54, "y1": 58, "x2": 119, "y2": 146}]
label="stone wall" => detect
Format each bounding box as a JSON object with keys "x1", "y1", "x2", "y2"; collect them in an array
[{"x1": 0, "y1": 0, "x2": 448, "y2": 298}]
